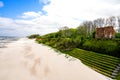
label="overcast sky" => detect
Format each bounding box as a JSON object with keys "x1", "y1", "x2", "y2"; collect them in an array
[{"x1": 0, "y1": 0, "x2": 120, "y2": 36}]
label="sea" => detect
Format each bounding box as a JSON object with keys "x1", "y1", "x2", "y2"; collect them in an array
[{"x1": 0, "y1": 36, "x2": 19, "y2": 48}]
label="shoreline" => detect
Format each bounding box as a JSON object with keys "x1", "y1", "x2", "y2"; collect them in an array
[
  {"x1": 0, "y1": 38, "x2": 112, "y2": 80},
  {"x1": 0, "y1": 37, "x2": 19, "y2": 48}
]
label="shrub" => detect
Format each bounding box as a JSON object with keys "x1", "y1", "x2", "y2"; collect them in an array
[
  {"x1": 28, "y1": 34, "x2": 39, "y2": 39},
  {"x1": 82, "y1": 40, "x2": 119, "y2": 57},
  {"x1": 115, "y1": 33, "x2": 120, "y2": 38}
]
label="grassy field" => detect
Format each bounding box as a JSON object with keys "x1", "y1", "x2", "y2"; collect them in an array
[{"x1": 64, "y1": 48, "x2": 120, "y2": 79}]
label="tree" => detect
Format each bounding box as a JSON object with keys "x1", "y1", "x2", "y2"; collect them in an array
[
  {"x1": 82, "y1": 21, "x2": 93, "y2": 36},
  {"x1": 77, "y1": 25, "x2": 87, "y2": 37},
  {"x1": 96, "y1": 18, "x2": 105, "y2": 27},
  {"x1": 117, "y1": 16, "x2": 120, "y2": 33},
  {"x1": 59, "y1": 26, "x2": 76, "y2": 38},
  {"x1": 59, "y1": 26, "x2": 69, "y2": 38},
  {"x1": 92, "y1": 18, "x2": 105, "y2": 37},
  {"x1": 106, "y1": 16, "x2": 116, "y2": 27}
]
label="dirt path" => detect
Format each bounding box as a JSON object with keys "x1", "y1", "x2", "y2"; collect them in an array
[{"x1": 0, "y1": 38, "x2": 112, "y2": 80}]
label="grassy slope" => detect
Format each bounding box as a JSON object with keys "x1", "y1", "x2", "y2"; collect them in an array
[
  {"x1": 37, "y1": 39, "x2": 120, "y2": 79},
  {"x1": 36, "y1": 37, "x2": 120, "y2": 79},
  {"x1": 116, "y1": 72, "x2": 120, "y2": 80},
  {"x1": 64, "y1": 48, "x2": 120, "y2": 79}
]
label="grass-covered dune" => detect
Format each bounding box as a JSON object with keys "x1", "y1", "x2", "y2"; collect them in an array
[
  {"x1": 29, "y1": 26, "x2": 120, "y2": 79},
  {"x1": 35, "y1": 36, "x2": 120, "y2": 79}
]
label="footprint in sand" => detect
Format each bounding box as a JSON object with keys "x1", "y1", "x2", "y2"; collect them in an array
[
  {"x1": 30, "y1": 58, "x2": 41, "y2": 76},
  {"x1": 24, "y1": 45, "x2": 35, "y2": 59},
  {"x1": 44, "y1": 65, "x2": 50, "y2": 77},
  {"x1": 24, "y1": 45, "x2": 31, "y2": 54}
]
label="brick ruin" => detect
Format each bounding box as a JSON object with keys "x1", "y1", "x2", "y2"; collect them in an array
[{"x1": 95, "y1": 26, "x2": 115, "y2": 39}]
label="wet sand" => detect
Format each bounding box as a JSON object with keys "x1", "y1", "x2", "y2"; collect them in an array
[{"x1": 0, "y1": 38, "x2": 112, "y2": 80}]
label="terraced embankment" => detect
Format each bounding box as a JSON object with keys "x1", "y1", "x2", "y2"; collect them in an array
[{"x1": 66, "y1": 48, "x2": 120, "y2": 79}]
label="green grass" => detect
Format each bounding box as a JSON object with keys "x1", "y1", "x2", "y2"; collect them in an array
[
  {"x1": 116, "y1": 71, "x2": 120, "y2": 80},
  {"x1": 65, "y1": 48, "x2": 120, "y2": 79}
]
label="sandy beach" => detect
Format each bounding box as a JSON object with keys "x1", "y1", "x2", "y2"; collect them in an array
[{"x1": 0, "y1": 38, "x2": 112, "y2": 80}]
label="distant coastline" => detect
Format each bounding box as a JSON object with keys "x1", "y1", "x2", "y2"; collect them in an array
[{"x1": 0, "y1": 36, "x2": 19, "y2": 48}]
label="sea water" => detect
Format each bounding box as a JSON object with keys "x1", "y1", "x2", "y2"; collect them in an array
[{"x1": 0, "y1": 36, "x2": 18, "y2": 48}]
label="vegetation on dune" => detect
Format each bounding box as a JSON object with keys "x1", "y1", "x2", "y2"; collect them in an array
[
  {"x1": 82, "y1": 39, "x2": 120, "y2": 57},
  {"x1": 28, "y1": 34, "x2": 40, "y2": 39},
  {"x1": 117, "y1": 72, "x2": 120, "y2": 80},
  {"x1": 36, "y1": 26, "x2": 120, "y2": 58},
  {"x1": 35, "y1": 26, "x2": 120, "y2": 79},
  {"x1": 29, "y1": 16, "x2": 120, "y2": 79}
]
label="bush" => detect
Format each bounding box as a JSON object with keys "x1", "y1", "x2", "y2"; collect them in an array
[
  {"x1": 28, "y1": 34, "x2": 40, "y2": 39},
  {"x1": 73, "y1": 36, "x2": 82, "y2": 47},
  {"x1": 115, "y1": 33, "x2": 120, "y2": 38},
  {"x1": 55, "y1": 38, "x2": 74, "y2": 50},
  {"x1": 82, "y1": 40, "x2": 119, "y2": 57}
]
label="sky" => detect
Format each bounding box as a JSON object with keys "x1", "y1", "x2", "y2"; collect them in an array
[{"x1": 0, "y1": 0, "x2": 120, "y2": 36}]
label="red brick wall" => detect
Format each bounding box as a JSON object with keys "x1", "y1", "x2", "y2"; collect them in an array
[{"x1": 95, "y1": 26, "x2": 115, "y2": 39}]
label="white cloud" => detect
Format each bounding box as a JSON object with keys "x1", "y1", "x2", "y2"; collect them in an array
[
  {"x1": 0, "y1": 17, "x2": 17, "y2": 27},
  {"x1": 105, "y1": 0, "x2": 120, "y2": 4},
  {"x1": 1, "y1": 0, "x2": 120, "y2": 36},
  {"x1": 43, "y1": 0, "x2": 120, "y2": 20},
  {"x1": 21, "y1": 11, "x2": 42, "y2": 19},
  {"x1": 39, "y1": 0, "x2": 50, "y2": 4},
  {"x1": 0, "y1": 1, "x2": 4, "y2": 8}
]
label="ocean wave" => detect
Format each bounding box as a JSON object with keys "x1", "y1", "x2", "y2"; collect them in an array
[{"x1": 0, "y1": 36, "x2": 19, "y2": 48}]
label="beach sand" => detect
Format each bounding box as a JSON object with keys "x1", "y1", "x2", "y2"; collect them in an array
[{"x1": 0, "y1": 38, "x2": 112, "y2": 80}]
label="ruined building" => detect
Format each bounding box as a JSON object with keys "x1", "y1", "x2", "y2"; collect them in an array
[{"x1": 95, "y1": 26, "x2": 115, "y2": 39}]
